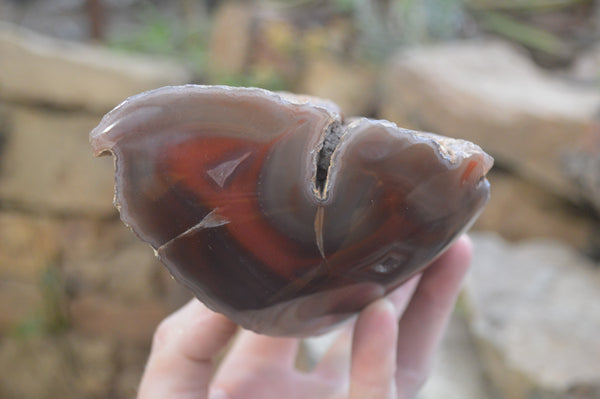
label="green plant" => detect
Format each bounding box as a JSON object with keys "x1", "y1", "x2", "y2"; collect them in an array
[
  {"x1": 12, "y1": 264, "x2": 70, "y2": 338},
  {"x1": 465, "y1": 0, "x2": 590, "y2": 11},
  {"x1": 354, "y1": 0, "x2": 466, "y2": 60},
  {"x1": 108, "y1": 3, "x2": 208, "y2": 75},
  {"x1": 476, "y1": 11, "x2": 570, "y2": 56}
]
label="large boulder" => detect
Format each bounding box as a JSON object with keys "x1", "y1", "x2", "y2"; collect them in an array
[
  {"x1": 0, "y1": 278, "x2": 43, "y2": 333},
  {"x1": 69, "y1": 296, "x2": 168, "y2": 342},
  {"x1": 0, "y1": 212, "x2": 60, "y2": 280},
  {"x1": 563, "y1": 133, "x2": 600, "y2": 216},
  {"x1": 0, "y1": 212, "x2": 61, "y2": 332},
  {"x1": 474, "y1": 170, "x2": 596, "y2": 252},
  {"x1": 464, "y1": 232, "x2": 600, "y2": 399},
  {"x1": 379, "y1": 39, "x2": 600, "y2": 202},
  {"x1": 0, "y1": 105, "x2": 115, "y2": 216},
  {"x1": 206, "y1": 2, "x2": 254, "y2": 78},
  {"x1": 299, "y1": 56, "x2": 377, "y2": 117},
  {"x1": 0, "y1": 334, "x2": 115, "y2": 399},
  {"x1": 418, "y1": 313, "x2": 497, "y2": 399},
  {"x1": 0, "y1": 22, "x2": 191, "y2": 113},
  {"x1": 64, "y1": 241, "x2": 164, "y2": 303}
]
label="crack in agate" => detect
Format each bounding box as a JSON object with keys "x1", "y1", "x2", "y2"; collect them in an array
[
  {"x1": 207, "y1": 152, "x2": 252, "y2": 188},
  {"x1": 315, "y1": 122, "x2": 345, "y2": 196},
  {"x1": 314, "y1": 205, "x2": 326, "y2": 259},
  {"x1": 157, "y1": 208, "x2": 230, "y2": 252}
]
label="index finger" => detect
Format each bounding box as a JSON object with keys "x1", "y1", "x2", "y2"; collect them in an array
[
  {"x1": 395, "y1": 236, "x2": 472, "y2": 397},
  {"x1": 137, "y1": 299, "x2": 238, "y2": 399}
]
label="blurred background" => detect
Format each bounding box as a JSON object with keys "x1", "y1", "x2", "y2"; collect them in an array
[{"x1": 0, "y1": 0, "x2": 599, "y2": 398}]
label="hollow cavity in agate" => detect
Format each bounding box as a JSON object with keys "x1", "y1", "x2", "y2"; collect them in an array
[{"x1": 90, "y1": 85, "x2": 493, "y2": 336}]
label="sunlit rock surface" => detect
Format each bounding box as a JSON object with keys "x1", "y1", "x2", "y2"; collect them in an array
[
  {"x1": 0, "y1": 22, "x2": 191, "y2": 113},
  {"x1": 380, "y1": 39, "x2": 600, "y2": 201},
  {"x1": 465, "y1": 232, "x2": 600, "y2": 399}
]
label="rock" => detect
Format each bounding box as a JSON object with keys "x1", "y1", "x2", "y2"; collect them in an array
[
  {"x1": 474, "y1": 170, "x2": 596, "y2": 252},
  {"x1": 64, "y1": 242, "x2": 164, "y2": 302},
  {"x1": 0, "y1": 103, "x2": 9, "y2": 165},
  {"x1": 207, "y1": 3, "x2": 301, "y2": 87},
  {"x1": 0, "y1": 279, "x2": 43, "y2": 332},
  {"x1": 0, "y1": 105, "x2": 115, "y2": 216},
  {"x1": 0, "y1": 0, "x2": 90, "y2": 41},
  {"x1": 207, "y1": 2, "x2": 363, "y2": 93},
  {"x1": 464, "y1": 232, "x2": 600, "y2": 399},
  {"x1": 113, "y1": 342, "x2": 151, "y2": 399},
  {"x1": 562, "y1": 130, "x2": 600, "y2": 215},
  {"x1": 58, "y1": 217, "x2": 179, "y2": 304},
  {"x1": 98, "y1": 244, "x2": 162, "y2": 302},
  {"x1": 0, "y1": 212, "x2": 61, "y2": 280},
  {"x1": 418, "y1": 312, "x2": 497, "y2": 399},
  {"x1": 0, "y1": 22, "x2": 191, "y2": 113},
  {"x1": 56, "y1": 218, "x2": 124, "y2": 264},
  {"x1": 249, "y1": 12, "x2": 357, "y2": 90},
  {"x1": 207, "y1": 2, "x2": 254, "y2": 78},
  {"x1": 0, "y1": 334, "x2": 115, "y2": 399},
  {"x1": 379, "y1": 39, "x2": 600, "y2": 200},
  {"x1": 570, "y1": 42, "x2": 600, "y2": 85},
  {"x1": 298, "y1": 56, "x2": 377, "y2": 117},
  {"x1": 69, "y1": 295, "x2": 168, "y2": 342},
  {"x1": 70, "y1": 335, "x2": 116, "y2": 397},
  {"x1": 249, "y1": 12, "x2": 302, "y2": 87},
  {"x1": 0, "y1": 214, "x2": 73, "y2": 334},
  {"x1": 0, "y1": 102, "x2": 8, "y2": 130}
]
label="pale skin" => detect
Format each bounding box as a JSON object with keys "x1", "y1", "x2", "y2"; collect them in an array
[{"x1": 138, "y1": 235, "x2": 472, "y2": 399}]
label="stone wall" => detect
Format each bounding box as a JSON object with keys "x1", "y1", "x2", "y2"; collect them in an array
[{"x1": 0, "y1": 23, "x2": 192, "y2": 399}]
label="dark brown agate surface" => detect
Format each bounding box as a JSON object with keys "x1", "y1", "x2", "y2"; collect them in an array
[{"x1": 90, "y1": 85, "x2": 493, "y2": 336}]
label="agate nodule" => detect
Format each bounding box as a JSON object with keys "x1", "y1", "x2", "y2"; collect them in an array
[{"x1": 90, "y1": 85, "x2": 493, "y2": 336}]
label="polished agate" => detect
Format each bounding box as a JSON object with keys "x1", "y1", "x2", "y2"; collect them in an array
[{"x1": 90, "y1": 85, "x2": 493, "y2": 336}]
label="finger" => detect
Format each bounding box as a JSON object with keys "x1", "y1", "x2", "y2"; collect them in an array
[
  {"x1": 216, "y1": 329, "x2": 300, "y2": 371},
  {"x1": 386, "y1": 274, "x2": 421, "y2": 318},
  {"x1": 315, "y1": 273, "x2": 420, "y2": 384},
  {"x1": 137, "y1": 299, "x2": 237, "y2": 399},
  {"x1": 313, "y1": 326, "x2": 352, "y2": 382},
  {"x1": 395, "y1": 236, "x2": 472, "y2": 397},
  {"x1": 211, "y1": 329, "x2": 300, "y2": 396},
  {"x1": 349, "y1": 298, "x2": 399, "y2": 399}
]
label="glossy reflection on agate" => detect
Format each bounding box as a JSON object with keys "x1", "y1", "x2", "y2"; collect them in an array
[{"x1": 90, "y1": 85, "x2": 493, "y2": 336}]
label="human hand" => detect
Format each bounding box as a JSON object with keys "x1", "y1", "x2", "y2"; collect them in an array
[{"x1": 137, "y1": 235, "x2": 472, "y2": 399}]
